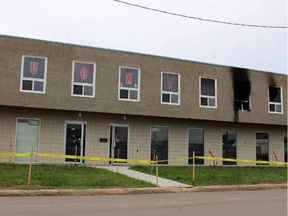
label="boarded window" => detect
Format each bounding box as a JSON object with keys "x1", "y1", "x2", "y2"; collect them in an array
[
  {"x1": 72, "y1": 61, "x2": 96, "y2": 97},
  {"x1": 161, "y1": 73, "x2": 180, "y2": 104},
  {"x1": 200, "y1": 77, "x2": 216, "y2": 108},
  {"x1": 188, "y1": 128, "x2": 204, "y2": 165},
  {"x1": 119, "y1": 67, "x2": 140, "y2": 101},
  {"x1": 269, "y1": 86, "x2": 282, "y2": 113},
  {"x1": 21, "y1": 55, "x2": 47, "y2": 93}
]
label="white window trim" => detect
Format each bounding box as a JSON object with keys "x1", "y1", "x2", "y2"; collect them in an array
[
  {"x1": 268, "y1": 86, "x2": 283, "y2": 114},
  {"x1": 20, "y1": 55, "x2": 48, "y2": 94},
  {"x1": 71, "y1": 60, "x2": 96, "y2": 98},
  {"x1": 118, "y1": 66, "x2": 141, "y2": 102},
  {"x1": 199, "y1": 76, "x2": 217, "y2": 109},
  {"x1": 161, "y1": 71, "x2": 180, "y2": 105}
]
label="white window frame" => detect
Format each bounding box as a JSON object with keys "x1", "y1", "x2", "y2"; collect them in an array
[
  {"x1": 71, "y1": 60, "x2": 96, "y2": 98},
  {"x1": 20, "y1": 55, "x2": 48, "y2": 94},
  {"x1": 118, "y1": 66, "x2": 141, "y2": 102},
  {"x1": 199, "y1": 76, "x2": 217, "y2": 108},
  {"x1": 268, "y1": 86, "x2": 283, "y2": 114},
  {"x1": 161, "y1": 72, "x2": 180, "y2": 105}
]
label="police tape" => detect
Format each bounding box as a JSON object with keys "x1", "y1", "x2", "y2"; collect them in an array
[{"x1": 0, "y1": 153, "x2": 287, "y2": 165}]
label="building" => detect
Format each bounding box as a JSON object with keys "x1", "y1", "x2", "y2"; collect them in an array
[{"x1": 0, "y1": 35, "x2": 287, "y2": 166}]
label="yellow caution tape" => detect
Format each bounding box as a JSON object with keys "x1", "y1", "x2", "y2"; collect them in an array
[{"x1": 0, "y1": 153, "x2": 287, "y2": 165}]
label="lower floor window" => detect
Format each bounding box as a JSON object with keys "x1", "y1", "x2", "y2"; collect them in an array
[
  {"x1": 256, "y1": 133, "x2": 269, "y2": 165},
  {"x1": 151, "y1": 126, "x2": 168, "y2": 164},
  {"x1": 222, "y1": 131, "x2": 237, "y2": 165},
  {"x1": 188, "y1": 128, "x2": 204, "y2": 165},
  {"x1": 284, "y1": 134, "x2": 287, "y2": 163}
]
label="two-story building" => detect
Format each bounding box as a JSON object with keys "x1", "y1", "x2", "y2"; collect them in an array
[{"x1": 0, "y1": 35, "x2": 286, "y2": 165}]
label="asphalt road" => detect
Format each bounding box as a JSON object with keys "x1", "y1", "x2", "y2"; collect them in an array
[{"x1": 0, "y1": 189, "x2": 286, "y2": 216}]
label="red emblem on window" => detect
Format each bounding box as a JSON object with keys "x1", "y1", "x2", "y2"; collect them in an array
[
  {"x1": 167, "y1": 76, "x2": 174, "y2": 89},
  {"x1": 126, "y1": 72, "x2": 133, "y2": 85},
  {"x1": 30, "y1": 62, "x2": 38, "y2": 75},
  {"x1": 80, "y1": 67, "x2": 88, "y2": 80}
]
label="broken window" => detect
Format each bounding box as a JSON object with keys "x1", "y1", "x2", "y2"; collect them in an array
[
  {"x1": 269, "y1": 86, "x2": 282, "y2": 113},
  {"x1": 200, "y1": 77, "x2": 216, "y2": 108},
  {"x1": 161, "y1": 72, "x2": 180, "y2": 105},
  {"x1": 233, "y1": 68, "x2": 251, "y2": 111}
]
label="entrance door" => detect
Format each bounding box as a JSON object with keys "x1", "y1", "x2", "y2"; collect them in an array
[
  {"x1": 65, "y1": 122, "x2": 86, "y2": 163},
  {"x1": 109, "y1": 125, "x2": 129, "y2": 164},
  {"x1": 15, "y1": 118, "x2": 40, "y2": 162}
]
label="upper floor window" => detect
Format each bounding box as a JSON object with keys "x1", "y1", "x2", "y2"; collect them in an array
[
  {"x1": 161, "y1": 72, "x2": 180, "y2": 105},
  {"x1": 118, "y1": 66, "x2": 140, "y2": 101},
  {"x1": 200, "y1": 77, "x2": 217, "y2": 108},
  {"x1": 269, "y1": 86, "x2": 282, "y2": 114},
  {"x1": 72, "y1": 61, "x2": 96, "y2": 97},
  {"x1": 20, "y1": 55, "x2": 47, "y2": 93}
]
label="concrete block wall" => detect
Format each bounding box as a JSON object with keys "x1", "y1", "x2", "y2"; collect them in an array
[{"x1": 0, "y1": 106, "x2": 286, "y2": 166}]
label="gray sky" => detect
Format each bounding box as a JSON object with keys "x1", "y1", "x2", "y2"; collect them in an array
[{"x1": 0, "y1": 0, "x2": 287, "y2": 74}]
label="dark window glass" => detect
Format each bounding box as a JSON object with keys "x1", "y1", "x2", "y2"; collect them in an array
[
  {"x1": 269, "y1": 86, "x2": 281, "y2": 103},
  {"x1": 201, "y1": 78, "x2": 215, "y2": 96},
  {"x1": 162, "y1": 94, "x2": 170, "y2": 103},
  {"x1": 256, "y1": 133, "x2": 269, "y2": 165},
  {"x1": 23, "y1": 57, "x2": 46, "y2": 79},
  {"x1": 120, "y1": 68, "x2": 139, "y2": 89},
  {"x1": 201, "y1": 97, "x2": 208, "y2": 106},
  {"x1": 222, "y1": 131, "x2": 237, "y2": 165},
  {"x1": 22, "y1": 80, "x2": 33, "y2": 90},
  {"x1": 188, "y1": 128, "x2": 204, "y2": 165},
  {"x1": 65, "y1": 124, "x2": 82, "y2": 162},
  {"x1": 270, "y1": 104, "x2": 275, "y2": 112},
  {"x1": 130, "y1": 90, "x2": 138, "y2": 100},
  {"x1": 84, "y1": 86, "x2": 93, "y2": 96},
  {"x1": 151, "y1": 126, "x2": 168, "y2": 164},
  {"x1": 73, "y1": 85, "x2": 83, "y2": 95},
  {"x1": 162, "y1": 73, "x2": 179, "y2": 93},
  {"x1": 171, "y1": 94, "x2": 178, "y2": 103},
  {"x1": 34, "y1": 81, "x2": 44, "y2": 92},
  {"x1": 284, "y1": 135, "x2": 287, "y2": 163},
  {"x1": 120, "y1": 89, "x2": 129, "y2": 99},
  {"x1": 74, "y1": 62, "x2": 94, "y2": 84}
]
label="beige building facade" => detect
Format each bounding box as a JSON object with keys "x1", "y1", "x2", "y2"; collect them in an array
[{"x1": 0, "y1": 35, "x2": 287, "y2": 166}]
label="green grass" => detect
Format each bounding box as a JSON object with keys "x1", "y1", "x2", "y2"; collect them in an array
[
  {"x1": 0, "y1": 164, "x2": 155, "y2": 189},
  {"x1": 130, "y1": 166, "x2": 287, "y2": 186}
]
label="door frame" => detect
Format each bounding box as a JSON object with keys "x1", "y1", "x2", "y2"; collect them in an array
[
  {"x1": 64, "y1": 121, "x2": 87, "y2": 164},
  {"x1": 108, "y1": 124, "x2": 130, "y2": 165},
  {"x1": 14, "y1": 117, "x2": 41, "y2": 163}
]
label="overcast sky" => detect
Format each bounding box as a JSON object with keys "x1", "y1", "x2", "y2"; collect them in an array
[{"x1": 0, "y1": 0, "x2": 287, "y2": 74}]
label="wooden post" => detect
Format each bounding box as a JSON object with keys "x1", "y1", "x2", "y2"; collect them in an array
[
  {"x1": 74, "y1": 145, "x2": 78, "y2": 166},
  {"x1": 156, "y1": 155, "x2": 159, "y2": 186},
  {"x1": 192, "y1": 151, "x2": 195, "y2": 186},
  {"x1": 151, "y1": 150, "x2": 156, "y2": 174},
  {"x1": 27, "y1": 146, "x2": 34, "y2": 187},
  {"x1": 9, "y1": 144, "x2": 12, "y2": 163},
  {"x1": 117, "y1": 148, "x2": 120, "y2": 173}
]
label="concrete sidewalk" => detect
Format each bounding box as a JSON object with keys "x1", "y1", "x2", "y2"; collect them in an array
[{"x1": 95, "y1": 166, "x2": 191, "y2": 188}]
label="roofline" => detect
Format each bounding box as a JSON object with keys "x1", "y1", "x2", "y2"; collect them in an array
[{"x1": 0, "y1": 34, "x2": 286, "y2": 76}]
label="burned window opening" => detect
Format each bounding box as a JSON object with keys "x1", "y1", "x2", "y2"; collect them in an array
[{"x1": 233, "y1": 68, "x2": 251, "y2": 112}]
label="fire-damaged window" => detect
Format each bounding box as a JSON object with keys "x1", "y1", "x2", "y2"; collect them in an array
[
  {"x1": 269, "y1": 86, "x2": 282, "y2": 113},
  {"x1": 119, "y1": 66, "x2": 140, "y2": 101},
  {"x1": 72, "y1": 61, "x2": 96, "y2": 97},
  {"x1": 200, "y1": 77, "x2": 217, "y2": 108},
  {"x1": 20, "y1": 55, "x2": 47, "y2": 93},
  {"x1": 233, "y1": 68, "x2": 251, "y2": 111},
  {"x1": 161, "y1": 72, "x2": 180, "y2": 105}
]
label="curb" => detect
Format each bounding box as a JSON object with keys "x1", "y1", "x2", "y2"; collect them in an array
[{"x1": 0, "y1": 184, "x2": 286, "y2": 196}]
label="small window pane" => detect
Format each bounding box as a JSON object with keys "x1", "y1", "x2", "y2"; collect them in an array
[
  {"x1": 162, "y1": 94, "x2": 170, "y2": 103},
  {"x1": 270, "y1": 104, "x2": 275, "y2": 112},
  {"x1": 201, "y1": 97, "x2": 208, "y2": 106},
  {"x1": 22, "y1": 80, "x2": 33, "y2": 90},
  {"x1": 171, "y1": 94, "x2": 178, "y2": 104},
  {"x1": 201, "y1": 78, "x2": 215, "y2": 96},
  {"x1": 73, "y1": 85, "x2": 83, "y2": 95},
  {"x1": 84, "y1": 86, "x2": 93, "y2": 96},
  {"x1": 120, "y1": 89, "x2": 129, "y2": 99},
  {"x1": 276, "y1": 105, "x2": 281, "y2": 112},
  {"x1": 209, "y1": 98, "x2": 215, "y2": 107},
  {"x1": 130, "y1": 90, "x2": 138, "y2": 100},
  {"x1": 34, "y1": 81, "x2": 44, "y2": 92}
]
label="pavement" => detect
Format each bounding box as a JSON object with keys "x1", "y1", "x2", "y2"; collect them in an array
[
  {"x1": 0, "y1": 189, "x2": 286, "y2": 216},
  {"x1": 95, "y1": 166, "x2": 191, "y2": 188}
]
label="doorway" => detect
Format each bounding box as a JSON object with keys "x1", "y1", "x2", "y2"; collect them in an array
[
  {"x1": 109, "y1": 125, "x2": 129, "y2": 164},
  {"x1": 65, "y1": 122, "x2": 86, "y2": 163}
]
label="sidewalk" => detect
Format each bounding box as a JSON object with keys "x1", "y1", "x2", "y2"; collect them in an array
[{"x1": 95, "y1": 166, "x2": 191, "y2": 188}]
